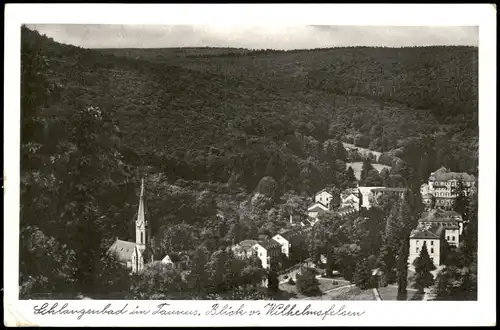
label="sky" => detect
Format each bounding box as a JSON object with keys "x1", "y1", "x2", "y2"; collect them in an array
[{"x1": 27, "y1": 24, "x2": 479, "y2": 50}]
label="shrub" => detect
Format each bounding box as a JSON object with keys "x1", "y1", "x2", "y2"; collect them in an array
[
  {"x1": 296, "y1": 269, "x2": 321, "y2": 296},
  {"x1": 332, "y1": 280, "x2": 339, "y2": 285}
]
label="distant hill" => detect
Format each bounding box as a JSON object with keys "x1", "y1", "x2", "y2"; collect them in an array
[{"x1": 22, "y1": 27, "x2": 478, "y2": 187}]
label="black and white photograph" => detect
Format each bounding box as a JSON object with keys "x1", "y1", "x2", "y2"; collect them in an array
[{"x1": 4, "y1": 4, "x2": 496, "y2": 327}]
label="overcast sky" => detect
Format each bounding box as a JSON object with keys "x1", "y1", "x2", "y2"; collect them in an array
[{"x1": 26, "y1": 24, "x2": 479, "y2": 49}]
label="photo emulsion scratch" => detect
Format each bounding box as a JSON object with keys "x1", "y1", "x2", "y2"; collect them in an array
[{"x1": 6, "y1": 3, "x2": 497, "y2": 328}]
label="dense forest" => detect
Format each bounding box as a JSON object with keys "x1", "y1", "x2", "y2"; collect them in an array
[{"x1": 20, "y1": 26, "x2": 478, "y2": 300}]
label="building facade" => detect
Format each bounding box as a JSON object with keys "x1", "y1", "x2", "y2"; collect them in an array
[
  {"x1": 420, "y1": 166, "x2": 477, "y2": 210},
  {"x1": 315, "y1": 189, "x2": 333, "y2": 209},
  {"x1": 253, "y1": 239, "x2": 282, "y2": 269},
  {"x1": 409, "y1": 225, "x2": 444, "y2": 268}
]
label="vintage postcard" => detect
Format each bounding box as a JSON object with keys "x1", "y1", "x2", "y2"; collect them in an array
[{"x1": 4, "y1": 4, "x2": 497, "y2": 327}]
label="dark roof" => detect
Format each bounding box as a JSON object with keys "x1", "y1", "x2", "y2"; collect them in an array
[
  {"x1": 276, "y1": 229, "x2": 305, "y2": 241},
  {"x1": 257, "y1": 239, "x2": 281, "y2": 250},
  {"x1": 335, "y1": 206, "x2": 357, "y2": 216},
  {"x1": 166, "y1": 253, "x2": 182, "y2": 263},
  {"x1": 108, "y1": 239, "x2": 137, "y2": 262}
]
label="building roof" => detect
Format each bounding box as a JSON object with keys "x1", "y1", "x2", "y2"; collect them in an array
[
  {"x1": 165, "y1": 253, "x2": 182, "y2": 263},
  {"x1": 275, "y1": 229, "x2": 305, "y2": 242},
  {"x1": 410, "y1": 225, "x2": 443, "y2": 239},
  {"x1": 108, "y1": 239, "x2": 137, "y2": 262},
  {"x1": 315, "y1": 189, "x2": 333, "y2": 196},
  {"x1": 335, "y1": 206, "x2": 357, "y2": 216},
  {"x1": 239, "y1": 239, "x2": 259, "y2": 249},
  {"x1": 257, "y1": 239, "x2": 282, "y2": 250},
  {"x1": 430, "y1": 166, "x2": 477, "y2": 182},
  {"x1": 419, "y1": 209, "x2": 463, "y2": 223},
  {"x1": 370, "y1": 187, "x2": 407, "y2": 193},
  {"x1": 307, "y1": 202, "x2": 329, "y2": 212}
]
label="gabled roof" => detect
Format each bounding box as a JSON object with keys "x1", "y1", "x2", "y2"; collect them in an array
[
  {"x1": 257, "y1": 239, "x2": 281, "y2": 250},
  {"x1": 307, "y1": 202, "x2": 329, "y2": 212},
  {"x1": 315, "y1": 189, "x2": 333, "y2": 196},
  {"x1": 108, "y1": 239, "x2": 137, "y2": 262}
]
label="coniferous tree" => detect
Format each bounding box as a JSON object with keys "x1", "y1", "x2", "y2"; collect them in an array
[
  {"x1": 353, "y1": 258, "x2": 373, "y2": 290},
  {"x1": 412, "y1": 242, "x2": 436, "y2": 293}
]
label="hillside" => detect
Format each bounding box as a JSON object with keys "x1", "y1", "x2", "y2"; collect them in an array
[{"x1": 25, "y1": 28, "x2": 478, "y2": 185}]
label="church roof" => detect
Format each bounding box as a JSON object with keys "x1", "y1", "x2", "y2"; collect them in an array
[
  {"x1": 410, "y1": 226, "x2": 442, "y2": 239},
  {"x1": 108, "y1": 239, "x2": 137, "y2": 262}
]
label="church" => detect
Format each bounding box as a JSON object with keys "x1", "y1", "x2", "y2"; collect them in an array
[{"x1": 107, "y1": 178, "x2": 153, "y2": 274}]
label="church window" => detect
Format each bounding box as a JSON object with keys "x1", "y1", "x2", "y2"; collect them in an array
[{"x1": 141, "y1": 232, "x2": 144, "y2": 244}]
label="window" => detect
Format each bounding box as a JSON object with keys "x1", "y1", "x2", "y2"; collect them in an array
[
  {"x1": 430, "y1": 248, "x2": 434, "y2": 253},
  {"x1": 141, "y1": 232, "x2": 144, "y2": 244},
  {"x1": 416, "y1": 247, "x2": 420, "y2": 253},
  {"x1": 452, "y1": 236, "x2": 455, "y2": 241},
  {"x1": 416, "y1": 240, "x2": 420, "y2": 246},
  {"x1": 431, "y1": 241, "x2": 434, "y2": 246},
  {"x1": 259, "y1": 253, "x2": 262, "y2": 257},
  {"x1": 446, "y1": 236, "x2": 450, "y2": 240}
]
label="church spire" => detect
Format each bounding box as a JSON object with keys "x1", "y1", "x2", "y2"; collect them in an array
[{"x1": 136, "y1": 178, "x2": 147, "y2": 246}]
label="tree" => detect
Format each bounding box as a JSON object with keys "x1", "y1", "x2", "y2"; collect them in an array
[
  {"x1": 360, "y1": 158, "x2": 374, "y2": 184},
  {"x1": 364, "y1": 168, "x2": 383, "y2": 186},
  {"x1": 255, "y1": 176, "x2": 278, "y2": 200},
  {"x1": 412, "y1": 242, "x2": 436, "y2": 293},
  {"x1": 345, "y1": 166, "x2": 357, "y2": 186},
  {"x1": 452, "y1": 179, "x2": 470, "y2": 221},
  {"x1": 334, "y1": 140, "x2": 348, "y2": 161},
  {"x1": 132, "y1": 261, "x2": 186, "y2": 299},
  {"x1": 353, "y1": 258, "x2": 374, "y2": 290},
  {"x1": 296, "y1": 268, "x2": 321, "y2": 296}
]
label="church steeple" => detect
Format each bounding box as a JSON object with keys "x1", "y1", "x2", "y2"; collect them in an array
[{"x1": 136, "y1": 178, "x2": 147, "y2": 246}]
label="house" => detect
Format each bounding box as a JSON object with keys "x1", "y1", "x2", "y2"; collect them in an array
[
  {"x1": 408, "y1": 225, "x2": 444, "y2": 268},
  {"x1": 419, "y1": 209, "x2": 464, "y2": 243},
  {"x1": 253, "y1": 239, "x2": 282, "y2": 269},
  {"x1": 161, "y1": 253, "x2": 188, "y2": 270},
  {"x1": 420, "y1": 166, "x2": 477, "y2": 210},
  {"x1": 232, "y1": 240, "x2": 259, "y2": 259},
  {"x1": 315, "y1": 189, "x2": 333, "y2": 209},
  {"x1": 307, "y1": 202, "x2": 329, "y2": 219},
  {"x1": 107, "y1": 179, "x2": 152, "y2": 274},
  {"x1": 272, "y1": 229, "x2": 306, "y2": 258},
  {"x1": 340, "y1": 188, "x2": 361, "y2": 211}
]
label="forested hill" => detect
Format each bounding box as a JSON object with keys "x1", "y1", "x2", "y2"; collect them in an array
[{"x1": 22, "y1": 26, "x2": 478, "y2": 190}]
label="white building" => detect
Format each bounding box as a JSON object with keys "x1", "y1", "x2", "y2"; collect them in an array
[
  {"x1": 314, "y1": 189, "x2": 333, "y2": 209},
  {"x1": 420, "y1": 166, "x2": 477, "y2": 210},
  {"x1": 409, "y1": 225, "x2": 443, "y2": 268},
  {"x1": 340, "y1": 188, "x2": 360, "y2": 211},
  {"x1": 272, "y1": 229, "x2": 305, "y2": 258},
  {"x1": 419, "y1": 209, "x2": 463, "y2": 244},
  {"x1": 253, "y1": 239, "x2": 282, "y2": 269}
]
